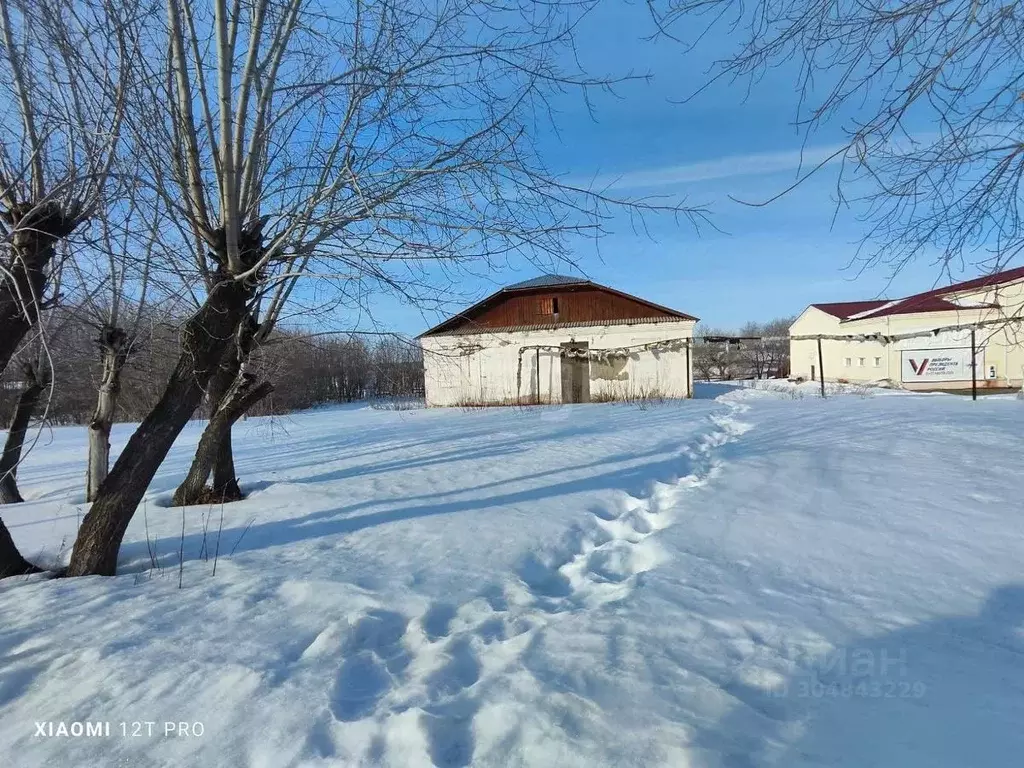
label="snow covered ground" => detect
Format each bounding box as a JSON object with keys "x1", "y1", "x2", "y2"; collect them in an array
[{"x1": 1, "y1": 382, "x2": 1023, "y2": 767}]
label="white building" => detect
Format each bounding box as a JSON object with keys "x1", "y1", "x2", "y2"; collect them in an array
[
  {"x1": 790, "y1": 266, "x2": 1024, "y2": 391},
  {"x1": 419, "y1": 275, "x2": 698, "y2": 406}
]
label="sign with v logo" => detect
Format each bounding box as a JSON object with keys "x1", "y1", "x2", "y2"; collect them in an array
[{"x1": 900, "y1": 349, "x2": 978, "y2": 382}]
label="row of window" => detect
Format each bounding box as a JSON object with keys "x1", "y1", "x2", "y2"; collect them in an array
[{"x1": 843, "y1": 357, "x2": 882, "y2": 368}]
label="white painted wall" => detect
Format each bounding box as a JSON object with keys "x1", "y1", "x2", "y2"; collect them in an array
[
  {"x1": 420, "y1": 320, "x2": 696, "y2": 406},
  {"x1": 789, "y1": 279, "x2": 1024, "y2": 389}
]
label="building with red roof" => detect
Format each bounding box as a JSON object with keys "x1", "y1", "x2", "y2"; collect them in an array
[{"x1": 790, "y1": 267, "x2": 1024, "y2": 391}]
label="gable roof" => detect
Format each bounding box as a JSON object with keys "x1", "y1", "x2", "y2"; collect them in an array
[
  {"x1": 418, "y1": 274, "x2": 697, "y2": 337},
  {"x1": 845, "y1": 295, "x2": 972, "y2": 321},
  {"x1": 846, "y1": 266, "x2": 1024, "y2": 321},
  {"x1": 809, "y1": 265, "x2": 1024, "y2": 323},
  {"x1": 927, "y1": 265, "x2": 1024, "y2": 297}
]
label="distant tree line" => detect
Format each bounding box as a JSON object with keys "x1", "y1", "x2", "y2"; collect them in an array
[
  {"x1": 250, "y1": 333, "x2": 424, "y2": 415},
  {"x1": 0, "y1": 314, "x2": 423, "y2": 428},
  {"x1": 693, "y1": 318, "x2": 793, "y2": 381}
]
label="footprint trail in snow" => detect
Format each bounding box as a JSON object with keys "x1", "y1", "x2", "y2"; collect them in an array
[{"x1": 311, "y1": 397, "x2": 753, "y2": 765}]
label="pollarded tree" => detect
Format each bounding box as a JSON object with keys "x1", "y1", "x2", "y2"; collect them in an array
[
  {"x1": 67, "y1": 0, "x2": 703, "y2": 576},
  {"x1": 175, "y1": 273, "x2": 438, "y2": 505},
  {"x1": 63, "y1": 196, "x2": 175, "y2": 501},
  {"x1": 0, "y1": 0, "x2": 132, "y2": 373},
  {"x1": 0, "y1": 0, "x2": 134, "y2": 576}
]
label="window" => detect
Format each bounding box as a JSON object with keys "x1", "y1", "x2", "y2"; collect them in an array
[
  {"x1": 857, "y1": 357, "x2": 865, "y2": 367},
  {"x1": 538, "y1": 297, "x2": 559, "y2": 315},
  {"x1": 844, "y1": 357, "x2": 851, "y2": 367},
  {"x1": 873, "y1": 357, "x2": 881, "y2": 367}
]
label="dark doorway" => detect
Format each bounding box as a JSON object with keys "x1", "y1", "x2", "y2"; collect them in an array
[
  {"x1": 811, "y1": 365, "x2": 816, "y2": 381},
  {"x1": 560, "y1": 341, "x2": 590, "y2": 403}
]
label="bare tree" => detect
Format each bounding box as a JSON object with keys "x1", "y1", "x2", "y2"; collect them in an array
[
  {"x1": 761, "y1": 317, "x2": 793, "y2": 377},
  {"x1": 67, "y1": 0, "x2": 701, "y2": 576},
  {"x1": 0, "y1": 0, "x2": 130, "y2": 373},
  {"x1": 66, "y1": 198, "x2": 171, "y2": 501},
  {"x1": 0, "y1": 0, "x2": 134, "y2": 576},
  {"x1": 370, "y1": 337, "x2": 424, "y2": 400},
  {"x1": 246, "y1": 331, "x2": 374, "y2": 412},
  {"x1": 736, "y1": 318, "x2": 793, "y2": 379},
  {"x1": 649, "y1": 1, "x2": 1024, "y2": 280},
  {"x1": 0, "y1": 303, "x2": 188, "y2": 426},
  {"x1": 693, "y1": 324, "x2": 734, "y2": 380}
]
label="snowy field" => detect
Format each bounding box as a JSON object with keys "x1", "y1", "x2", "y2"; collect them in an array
[{"x1": 2, "y1": 382, "x2": 1023, "y2": 767}]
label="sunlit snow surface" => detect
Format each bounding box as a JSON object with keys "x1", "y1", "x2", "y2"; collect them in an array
[{"x1": 2, "y1": 381, "x2": 1023, "y2": 767}]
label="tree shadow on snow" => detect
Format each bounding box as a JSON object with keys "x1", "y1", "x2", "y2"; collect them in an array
[
  {"x1": 121, "y1": 439, "x2": 695, "y2": 572},
  {"x1": 693, "y1": 584, "x2": 1024, "y2": 768}
]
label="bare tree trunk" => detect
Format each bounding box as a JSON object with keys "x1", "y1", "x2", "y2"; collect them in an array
[
  {"x1": 86, "y1": 327, "x2": 130, "y2": 502},
  {"x1": 172, "y1": 371, "x2": 273, "y2": 506},
  {"x1": 206, "y1": 340, "x2": 244, "y2": 495},
  {"x1": 172, "y1": 315, "x2": 258, "y2": 505},
  {"x1": 211, "y1": 425, "x2": 238, "y2": 494},
  {"x1": 205, "y1": 357, "x2": 238, "y2": 497},
  {"x1": 0, "y1": 519, "x2": 41, "y2": 578},
  {"x1": 0, "y1": 369, "x2": 40, "y2": 594},
  {"x1": 0, "y1": 202, "x2": 78, "y2": 376},
  {"x1": 0, "y1": 363, "x2": 48, "y2": 505},
  {"x1": 67, "y1": 250, "x2": 261, "y2": 577}
]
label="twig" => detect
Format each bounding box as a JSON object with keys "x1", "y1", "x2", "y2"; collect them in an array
[
  {"x1": 143, "y1": 500, "x2": 158, "y2": 570},
  {"x1": 228, "y1": 518, "x2": 255, "y2": 557},
  {"x1": 212, "y1": 503, "x2": 225, "y2": 577},
  {"x1": 177, "y1": 506, "x2": 185, "y2": 589}
]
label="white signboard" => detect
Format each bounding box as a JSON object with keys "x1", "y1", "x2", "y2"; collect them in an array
[{"x1": 900, "y1": 348, "x2": 980, "y2": 383}]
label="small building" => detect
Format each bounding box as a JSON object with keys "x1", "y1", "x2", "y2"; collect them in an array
[
  {"x1": 790, "y1": 267, "x2": 1024, "y2": 390},
  {"x1": 419, "y1": 275, "x2": 698, "y2": 406}
]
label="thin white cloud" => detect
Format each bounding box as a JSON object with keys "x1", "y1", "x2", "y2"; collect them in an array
[{"x1": 584, "y1": 142, "x2": 851, "y2": 191}]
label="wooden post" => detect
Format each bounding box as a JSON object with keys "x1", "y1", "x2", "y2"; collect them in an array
[
  {"x1": 971, "y1": 328, "x2": 977, "y2": 401},
  {"x1": 685, "y1": 339, "x2": 692, "y2": 399},
  {"x1": 817, "y1": 337, "x2": 825, "y2": 398},
  {"x1": 515, "y1": 348, "x2": 523, "y2": 405},
  {"x1": 535, "y1": 347, "x2": 540, "y2": 405}
]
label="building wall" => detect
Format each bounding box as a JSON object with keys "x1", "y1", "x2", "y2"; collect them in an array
[
  {"x1": 430, "y1": 285, "x2": 688, "y2": 334},
  {"x1": 421, "y1": 320, "x2": 696, "y2": 406},
  {"x1": 461, "y1": 287, "x2": 680, "y2": 329},
  {"x1": 790, "y1": 281, "x2": 1024, "y2": 389}
]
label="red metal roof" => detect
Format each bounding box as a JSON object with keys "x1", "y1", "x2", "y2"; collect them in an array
[
  {"x1": 815, "y1": 266, "x2": 1024, "y2": 322},
  {"x1": 923, "y1": 265, "x2": 1024, "y2": 297},
  {"x1": 850, "y1": 296, "x2": 962, "y2": 319}
]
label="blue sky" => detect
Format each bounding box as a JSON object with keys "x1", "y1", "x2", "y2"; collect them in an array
[{"x1": 363, "y1": 3, "x2": 954, "y2": 337}]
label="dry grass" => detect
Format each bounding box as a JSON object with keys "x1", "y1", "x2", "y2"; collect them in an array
[
  {"x1": 191, "y1": 485, "x2": 246, "y2": 505},
  {"x1": 590, "y1": 386, "x2": 670, "y2": 409},
  {"x1": 369, "y1": 397, "x2": 426, "y2": 411}
]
